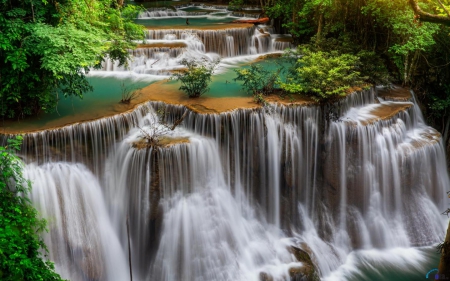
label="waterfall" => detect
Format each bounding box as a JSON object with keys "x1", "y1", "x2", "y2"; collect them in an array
[
  {"x1": 8, "y1": 89, "x2": 448, "y2": 280},
  {"x1": 97, "y1": 26, "x2": 290, "y2": 74},
  {"x1": 25, "y1": 163, "x2": 128, "y2": 281},
  {"x1": 139, "y1": 10, "x2": 189, "y2": 18},
  {"x1": 144, "y1": 27, "x2": 256, "y2": 57}
]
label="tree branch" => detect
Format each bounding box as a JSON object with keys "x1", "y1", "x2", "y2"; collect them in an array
[
  {"x1": 170, "y1": 110, "x2": 188, "y2": 130},
  {"x1": 408, "y1": 0, "x2": 450, "y2": 26},
  {"x1": 437, "y1": 0, "x2": 450, "y2": 18}
]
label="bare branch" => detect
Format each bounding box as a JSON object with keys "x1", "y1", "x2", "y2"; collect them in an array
[{"x1": 170, "y1": 110, "x2": 188, "y2": 131}]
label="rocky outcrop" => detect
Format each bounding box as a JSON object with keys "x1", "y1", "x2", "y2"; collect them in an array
[
  {"x1": 259, "y1": 245, "x2": 320, "y2": 281},
  {"x1": 288, "y1": 245, "x2": 320, "y2": 281},
  {"x1": 439, "y1": 221, "x2": 450, "y2": 279}
]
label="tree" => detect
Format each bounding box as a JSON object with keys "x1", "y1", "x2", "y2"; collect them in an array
[
  {"x1": 229, "y1": 0, "x2": 244, "y2": 11},
  {"x1": 0, "y1": 0, "x2": 144, "y2": 118},
  {"x1": 234, "y1": 63, "x2": 280, "y2": 105},
  {"x1": 408, "y1": 0, "x2": 450, "y2": 26},
  {"x1": 0, "y1": 136, "x2": 65, "y2": 281},
  {"x1": 171, "y1": 59, "x2": 219, "y2": 98},
  {"x1": 279, "y1": 46, "x2": 366, "y2": 103}
]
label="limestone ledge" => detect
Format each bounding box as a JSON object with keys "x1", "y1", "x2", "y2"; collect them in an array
[
  {"x1": 0, "y1": 79, "x2": 311, "y2": 135},
  {"x1": 340, "y1": 102, "x2": 413, "y2": 127},
  {"x1": 364, "y1": 102, "x2": 413, "y2": 125},
  {"x1": 143, "y1": 80, "x2": 315, "y2": 115},
  {"x1": 377, "y1": 86, "x2": 412, "y2": 101},
  {"x1": 132, "y1": 136, "x2": 190, "y2": 150},
  {"x1": 0, "y1": 81, "x2": 416, "y2": 135}
]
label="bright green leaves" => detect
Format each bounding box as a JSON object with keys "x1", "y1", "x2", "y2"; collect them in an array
[
  {"x1": 0, "y1": 137, "x2": 65, "y2": 281},
  {"x1": 362, "y1": 0, "x2": 440, "y2": 83},
  {"x1": 280, "y1": 47, "x2": 365, "y2": 103},
  {"x1": 33, "y1": 23, "x2": 105, "y2": 77},
  {"x1": 171, "y1": 59, "x2": 219, "y2": 98},
  {"x1": 0, "y1": 0, "x2": 145, "y2": 118}
]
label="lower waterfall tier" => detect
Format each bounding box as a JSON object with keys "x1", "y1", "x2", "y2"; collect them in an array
[{"x1": 5, "y1": 89, "x2": 449, "y2": 281}]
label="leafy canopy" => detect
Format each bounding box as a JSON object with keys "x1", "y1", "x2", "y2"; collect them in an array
[
  {"x1": 0, "y1": 136, "x2": 65, "y2": 281},
  {"x1": 0, "y1": 0, "x2": 144, "y2": 118}
]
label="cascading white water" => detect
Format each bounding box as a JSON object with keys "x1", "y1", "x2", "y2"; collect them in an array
[
  {"x1": 98, "y1": 108, "x2": 307, "y2": 281},
  {"x1": 10, "y1": 88, "x2": 448, "y2": 281},
  {"x1": 96, "y1": 6, "x2": 292, "y2": 75},
  {"x1": 138, "y1": 9, "x2": 189, "y2": 18},
  {"x1": 25, "y1": 163, "x2": 128, "y2": 281}
]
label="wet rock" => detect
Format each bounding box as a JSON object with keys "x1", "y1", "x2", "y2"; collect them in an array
[
  {"x1": 288, "y1": 245, "x2": 321, "y2": 281},
  {"x1": 259, "y1": 271, "x2": 274, "y2": 281},
  {"x1": 439, "y1": 220, "x2": 450, "y2": 278}
]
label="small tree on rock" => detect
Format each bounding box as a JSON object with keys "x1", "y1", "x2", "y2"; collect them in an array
[{"x1": 171, "y1": 59, "x2": 219, "y2": 98}]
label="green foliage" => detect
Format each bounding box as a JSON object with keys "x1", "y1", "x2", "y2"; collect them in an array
[
  {"x1": 265, "y1": 0, "x2": 316, "y2": 42},
  {"x1": 0, "y1": 0, "x2": 145, "y2": 118},
  {"x1": 428, "y1": 85, "x2": 450, "y2": 118},
  {"x1": 355, "y1": 50, "x2": 391, "y2": 86},
  {"x1": 280, "y1": 46, "x2": 365, "y2": 103},
  {"x1": 229, "y1": 0, "x2": 244, "y2": 11},
  {"x1": 234, "y1": 64, "x2": 279, "y2": 96},
  {"x1": 0, "y1": 136, "x2": 65, "y2": 281},
  {"x1": 253, "y1": 93, "x2": 269, "y2": 106},
  {"x1": 171, "y1": 59, "x2": 219, "y2": 98}
]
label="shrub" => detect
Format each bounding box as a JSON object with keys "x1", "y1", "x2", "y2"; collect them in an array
[
  {"x1": 229, "y1": 0, "x2": 244, "y2": 11},
  {"x1": 171, "y1": 59, "x2": 219, "y2": 98},
  {"x1": 0, "y1": 136, "x2": 65, "y2": 281},
  {"x1": 280, "y1": 46, "x2": 366, "y2": 103},
  {"x1": 120, "y1": 83, "x2": 142, "y2": 104},
  {"x1": 234, "y1": 64, "x2": 279, "y2": 96}
]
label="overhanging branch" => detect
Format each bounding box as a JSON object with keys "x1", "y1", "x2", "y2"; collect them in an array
[{"x1": 408, "y1": 0, "x2": 450, "y2": 26}]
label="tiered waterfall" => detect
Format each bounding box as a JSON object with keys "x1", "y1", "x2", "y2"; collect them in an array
[{"x1": 4, "y1": 88, "x2": 448, "y2": 281}]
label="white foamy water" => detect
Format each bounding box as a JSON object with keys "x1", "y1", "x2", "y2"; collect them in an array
[{"x1": 17, "y1": 91, "x2": 448, "y2": 280}]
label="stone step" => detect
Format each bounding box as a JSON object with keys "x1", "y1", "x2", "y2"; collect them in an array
[
  {"x1": 398, "y1": 126, "x2": 441, "y2": 153},
  {"x1": 341, "y1": 101, "x2": 413, "y2": 126},
  {"x1": 377, "y1": 86, "x2": 412, "y2": 101}
]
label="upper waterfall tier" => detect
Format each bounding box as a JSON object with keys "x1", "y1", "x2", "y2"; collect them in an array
[{"x1": 96, "y1": 7, "x2": 293, "y2": 74}]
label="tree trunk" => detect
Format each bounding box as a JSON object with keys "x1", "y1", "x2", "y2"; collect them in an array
[
  {"x1": 403, "y1": 53, "x2": 410, "y2": 86},
  {"x1": 316, "y1": 12, "x2": 324, "y2": 44}
]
